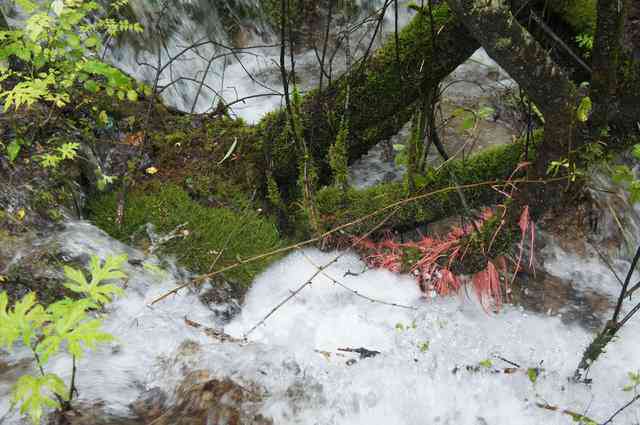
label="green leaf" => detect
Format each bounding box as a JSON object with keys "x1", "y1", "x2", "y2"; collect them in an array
[
  {"x1": 63, "y1": 255, "x2": 126, "y2": 306},
  {"x1": 611, "y1": 165, "x2": 634, "y2": 184},
  {"x1": 143, "y1": 262, "x2": 166, "y2": 276},
  {"x1": 629, "y1": 180, "x2": 640, "y2": 204},
  {"x1": 51, "y1": 0, "x2": 64, "y2": 16},
  {"x1": 0, "y1": 292, "x2": 49, "y2": 351},
  {"x1": 477, "y1": 106, "x2": 495, "y2": 120},
  {"x1": 217, "y1": 137, "x2": 238, "y2": 165},
  {"x1": 84, "y1": 36, "x2": 99, "y2": 48},
  {"x1": 418, "y1": 341, "x2": 430, "y2": 352},
  {"x1": 478, "y1": 359, "x2": 492, "y2": 368},
  {"x1": 83, "y1": 79, "x2": 99, "y2": 93},
  {"x1": 632, "y1": 144, "x2": 640, "y2": 161},
  {"x1": 12, "y1": 373, "x2": 66, "y2": 424},
  {"x1": 461, "y1": 115, "x2": 475, "y2": 131},
  {"x1": 6, "y1": 140, "x2": 21, "y2": 162},
  {"x1": 527, "y1": 367, "x2": 539, "y2": 384},
  {"x1": 126, "y1": 89, "x2": 138, "y2": 101},
  {"x1": 98, "y1": 110, "x2": 109, "y2": 125},
  {"x1": 39, "y1": 153, "x2": 60, "y2": 168},
  {"x1": 38, "y1": 299, "x2": 112, "y2": 363},
  {"x1": 56, "y1": 142, "x2": 79, "y2": 160},
  {"x1": 576, "y1": 96, "x2": 592, "y2": 122}
]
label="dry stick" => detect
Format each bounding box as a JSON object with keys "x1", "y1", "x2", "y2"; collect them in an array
[
  {"x1": 150, "y1": 176, "x2": 569, "y2": 305},
  {"x1": 318, "y1": 0, "x2": 333, "y2": 92},
  {"x1": 301, "y1": 252, "x2": 416, "y2": 310},
  {"x1": 535, "y1": 402, "x2": 597, "y2": 424},
  {"x1": 625, "y1": 280, "x2": 640, "y2": 298},
  {"x1": 356, "y1": 0, "x2": 392, "y2": 76},
  {"x1": 279, "y1": 0, "x2": 293, "y2": 120},
  {"x1": 243, "y1": 207, "x2": 401, "y2": 338},
  {"x1": 618, "y1": 299, "x2": 640, "y2": 328},
  {"x1": 189, "y1": 52, "x2": 217, "y2": 114},
  {"x1": 68, "y1": 355, "x2": 78, "y2": 402},
  {"x1": 529, "y1": 11, "x2": 592, "y2": 75},
  {"x1": 206, "y1": 190, "x2": 258, "y2": 274}
]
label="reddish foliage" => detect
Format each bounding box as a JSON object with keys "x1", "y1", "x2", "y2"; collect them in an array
[
  {"x1": 472, "y1": 260, "x2": 503, "y2": 310},
  {"x1": 511, "y1": 205, "x2": 536, "y2": 287},
  {"x1": 356, "y1": 203, "x2": 534, "y2": 310}
]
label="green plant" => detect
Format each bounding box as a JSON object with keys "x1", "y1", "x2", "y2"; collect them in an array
[
  {"x1": 0, "y1": 254, "x2": 127, "y2": 424},
  {"x1": 623, "y1": 371, "x2": 640, "y2": 393},
  {"x1": 329, "y1": 120, "x2": 349, "y2": 193},
  {"x1": 0, "y1": 0, "x2": 143, "y2": 164},
  {"x1": 576, "y1": 33, "x2": 594, "y2": 57},
  {"x1": 609, "y1": 144, "x2": 640, "y2": 204}
]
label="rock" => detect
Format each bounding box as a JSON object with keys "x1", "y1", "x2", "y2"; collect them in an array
[
  {"x1": 134, "y1": 371, "x2": 272, "y2": 425},
  {"x1": 198, "y1": 278, "x2": 242, "y2": 323},
  {"x1": 512, "y1": 270, "x2": 612, "y2": 330}
]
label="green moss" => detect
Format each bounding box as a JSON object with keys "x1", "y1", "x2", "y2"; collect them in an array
[
  {"x1": 258, "y1": 4, "x2": 478, "y2": 193},
  {"x1": 316, "y1": 136, "x2": 538, "y2": 235},
  {"x1": 88, "y1": 184, "x2": 283, "y2": 292},
  {"x1": 551, "y1": 0, "x2": 597, "y2": 34}
]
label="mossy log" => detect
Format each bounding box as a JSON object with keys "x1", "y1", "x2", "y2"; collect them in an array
[
  {"x1": 258, "y1": 5, "x2": 478, "y2": 195},
  {"x1": 315, "y1": 135, "x2": 538, "y2": 235}
]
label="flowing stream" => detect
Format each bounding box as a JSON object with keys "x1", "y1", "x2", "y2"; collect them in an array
[
  {"x1": 102, "y1": 0, "x2": 416, "y2": 122},
  {"x1": 0, "y1": 190, "x2": 639, "y2": 424},
  {"x1": 2, "y1": 2, "x2": 640, "y2": 423}
]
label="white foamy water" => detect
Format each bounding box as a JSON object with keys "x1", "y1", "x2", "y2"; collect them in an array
[
  {"x1": 1, "y1": 219, "x2": 639, "y2": 424},
  {"x1": 103, "y1": 0, "x2": 417, "y2": 123}
]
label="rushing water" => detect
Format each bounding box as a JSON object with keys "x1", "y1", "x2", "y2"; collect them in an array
[
  {"x1": 102, "y1": 0, "x2": 416, "y2": 122},
  {"x1": 2, "y1": 3, "x2": 640, "y2": 423},
  {"x1": 0, "y1": 199, "x2": 639, "y2": 424}
]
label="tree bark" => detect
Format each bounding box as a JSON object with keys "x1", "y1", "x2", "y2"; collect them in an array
[
  {"x1": 259, "y1": 5, "x2": 478, "y2": 194},
  {"x1": 591, "y1": 0, "x2": 630, "y2": 131},
  {"x1": 445, "y1": 0, "x2": 577, "y2": 183}
]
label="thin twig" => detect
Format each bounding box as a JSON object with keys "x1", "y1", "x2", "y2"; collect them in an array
[
  {"x1": 612, "y1": 244, "x2": 640, "y2": 323},
  {"x1": 601, "y1": 394, "x2": 640, "y2": 425},
  {"x1": 302, "y1": 252, "x2": 416, "y2": 310},
  {"x1": 150, "y1": 176, "x2": 570, "y2": 305},
  {"x1": 243, "y1": 207, "x2": 402, "y2": 338},
  {"x1": 590, "y1": 241, "x2": 624, "y2": 287}
]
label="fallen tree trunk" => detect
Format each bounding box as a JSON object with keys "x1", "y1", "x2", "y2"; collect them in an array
[
  {"x1": 316, "y1": 135, "x2": 536, "y2": 235},
  {"x1": 446, "y1": 0, "x2": 578, "y2": 183},
  {"x1": 258, "y1": 4, "x2": 479, "y2": 195}
]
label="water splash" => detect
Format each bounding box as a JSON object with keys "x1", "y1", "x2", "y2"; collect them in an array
[{"x1": 1, "y1": 217, "x2": 639, "y2": 424}]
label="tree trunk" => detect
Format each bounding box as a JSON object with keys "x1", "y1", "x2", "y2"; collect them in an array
[
  {"x1": 259, "y1": 5, "x2": 478, "y2": 195},
  {"x1": 591, "y1": 0, "x2": 630, "y2": 131},
  {"x1": 445, "y1": 0, "x2": 577, "y2": 194}
]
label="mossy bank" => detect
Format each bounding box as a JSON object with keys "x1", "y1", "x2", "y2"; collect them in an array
[{"x1": 89, "y1": 184, "x2": 282, "y2": 296}]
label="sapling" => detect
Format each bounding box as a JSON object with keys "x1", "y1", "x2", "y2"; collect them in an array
[{"x1": 0, "y1": 254, "x2": 127, "y2": 424}]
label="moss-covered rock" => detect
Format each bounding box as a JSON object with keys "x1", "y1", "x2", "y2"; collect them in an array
[{"x1": 89, "y1": 184, "x2": 282, "y2": 292}]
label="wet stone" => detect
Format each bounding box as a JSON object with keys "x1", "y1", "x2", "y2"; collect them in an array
[
  {"x1": 512, "y1": 270, "x2": 613, "y2": 331},
  {"x1": 198, "y1": 279, "x2": 242, "y2": 323},
  {"x1": 134, "y1": 370, "x2": 271, "y2": 425}
]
